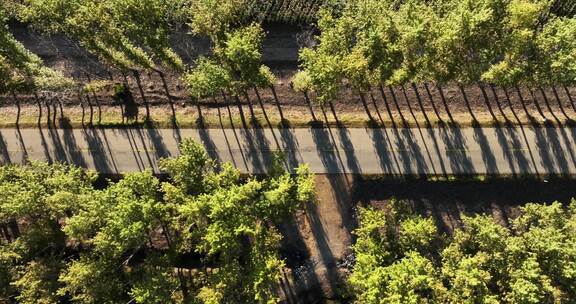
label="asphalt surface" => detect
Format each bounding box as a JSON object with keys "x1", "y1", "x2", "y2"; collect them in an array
[{"x1": 0, "y1": 126, "x2": 575, "y2": 176}]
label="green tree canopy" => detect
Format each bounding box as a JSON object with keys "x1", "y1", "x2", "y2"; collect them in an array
[
  {"x1": 0, "y1": 139, "x2": 315, "y2": 303},
  {"x1": 350, "y1": 199, "x2": 576, "y2": 303}
]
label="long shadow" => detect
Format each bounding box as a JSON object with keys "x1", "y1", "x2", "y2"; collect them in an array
[
  {"x1": 409, "y1": 112, "x2": 439, "y2": 177},
  {"x1": 505, "y1": 127, "x2": 534, "y2": 176},
  {"x1": 517, "y1": 124, "x2": 541, "y2": 178},
  {"x1": 144, "y1": 125, "x2": 171, "y2": 160},
  {"x1": 473, "y1": 127, "x2": 499, "y2": 175},
  {"x1": 502, "y1": 88, "x2": 540, "y2": 176},
  {"x1": 369, "y1": 128, "x2": 399, "y2": 175},
  {"x1": 217, "y1": 107, "x2": 239, "y2": 168},
  {"x1": 532, "y1": 127, "x2": 566, "y2": 175},
  {"x1": 15, "y1": 127, "x2": 29, "y2": 162},
  {"x1": 278, "y1": 217, "x2": 323, "y2": 303},
  {"x1": 493, "y1": 126, "x2": 519, "y2": 177},
  {"x1": 555, "y1": 127, "x2": 576, "y2": 174},
  {"x1": 568, "y1": 127, "x2": 576, "y2": 172},
  {"x1": 379, "y1": 89, "x2": 430, "y2": 174},
  {"x1": 0, "y1": 132, "x2": 11, "y2": 164},
  {"x1": 279, "y1": 127, "x2": 303, "y2": 172},
  {"x1": 399, "y1": 127, "x2": 430, "y2": 175},
  {"x1": 316, "y1": 108, "x2": 348, "y2": 175},
  {"x1": 37, "y1": 127, "x2": 53, "y2": 164},
  {"x1": 389, "y1": 126, "x2": 414, "y2": 174},
  {"x1": 60, "y1": 122, "x2": 87, "y2": 168},
  {"x1": 336, "y1": 128, "x2": 361, "y2": 174},
  {"x1": 354, "y1": 178, "x2": 576, "y2": 234},
  {"x1": 309, "y1": 126, "x2": 357, "y2": 233},
  {"x1": 226, "y1": 103, "x2": 249, "y2": 171},
  {"x1": 425, "y1": 128, "x2": 449, "y2": 178},
  {"x1": 47, "y1": 126, "x2": 70, "y2": 164},
  {"x1": 118, "y1": 128, "x2": 145, "y2": 172},
  {"x1": 370, "y1": 91, "x2": 402, "y2": 175},
  {"x1": 438, "y1": 126, "x2": 475, "y2": 175},
  {"x1": 83, "y1": 126, "x2": 113, "y2": 173},
  {"x1": 242, "y1": 127, "x2": 271, "y2": 174},
  {"x1": 198, "y1": 127, "x2": 221, "y2": 169},
  {"x1": 293, "y1": 128, "x2": 356, "y2": 298},
  {"x1": 303, "y1": 196, "x2": 351, "y2": 301},
  {"x1": 98, "y1": 128, "x2": 120, "y2": 174},
  {"x1": 543, "y1": 127, "x2": 570, "y2": 177},
  {"x1": 133, "y1": 128, "x2": 157, "y2": 172}
]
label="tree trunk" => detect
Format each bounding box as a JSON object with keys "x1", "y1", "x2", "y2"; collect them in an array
[
  {"x1": 423, "y1": 83, "x2": 442, "y2": 123},
  {"x1": 157, "y1": 70, "x2": 177, "y2": 122},
  {"x1": 79, "y1": 92, "x2": 86, "y2": 126},
  {"x1": 11, "y1": 91, "x2": 20, "y2": 126},
  {"x1": 502, "y1": 87, "x2": 520, "y2": 122},
  {"x1": 488, "y1": 84, "x2": 508, "y2": 121},
  {"x1": 45, "y1": 98, "x2": 52, "y2": 127},
  {"x1": 538, "y1": 87, "x2": 560, "y2": 121},
  {"x1": 303, "y1": 91, "x2": 317, "y2": 122},
  {"x1": 195, "y1": 99, "x2": 204, "y2": 127},
  {"x1": 478, "y1": 83, "x2": 497, "y2": 121},
  {"x1": 52, "y1": 98, "x2": 58, "y2": 126},
  {"x1": 57, "y1": 96, "x2": 65, "y2": 121},
  {"x1": 358, "y1": 90, "x2": 374, "y2": 122},
  {"x1": 132, "y1": 70, "x2": 150, "y2": 121},
  {"x1": 34, "y1": 91, "x2": 42, "y2": 126},
  {"x1": 388, "y1": 85, "x2": 407, "y2": 125},
  {"x1": 86, "y1": 73, "x2": 102, "y2": 124},
  {"x1": 514, "y1": 86, "x2": 532, "y2": 120},
  {"x1": 550, "y1": 86, "x2": 570, "y2": 120},
  {"x1": 86, "y1": 94, "x2": 94, "y2": 126},
  {"x1": 457, "y1": 84, "x2": 477, "y2": 122},
  {"x1": 254, "y1": 87, "x2": 271, "y2": 128},
  {"x1": 243, "y1": 91, "x2": 257, "y2": 122},
  {"x1": 270, "y1": 86, "x2": 286, "y2": 125},
  {"x1": 528, "y1": 87, "x2": 547, "y2": 121},
  {"x1": 436, "y1": 84, "x2": 454, "y2": 123},
  {"x1": 328, "y1": 100, "x2": 339, "y2": 125},
  {"x1": 400, "y1": 85, "x2": 418, "y2": 124},
  {"x1": 378, "y1": 84, "x2": 396, "y2": 125},
  {"x1": 369, "y1": 92, "x2": 383, "y2": 124},
  {"x1": 232, "y1": 92, "x2": 249, "y2": 129},
  {"x1": 563, "y1": 85, "x2": 576, "y2": 113},
  {"x1": 411, "y1": 83, "x2": 431, "y2": 126}
]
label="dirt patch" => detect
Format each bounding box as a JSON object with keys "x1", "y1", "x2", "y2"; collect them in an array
[{"x1": 279, "y1": 175, "x2": 355, "y2": 303}]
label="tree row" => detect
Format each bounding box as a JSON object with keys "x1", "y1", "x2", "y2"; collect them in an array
[
  {"x1": 1, "y1": 0, "x2": 576, "y2": 126},
  {"x1": 0, "y1": 140, "x2": 315, "y2": 303}
]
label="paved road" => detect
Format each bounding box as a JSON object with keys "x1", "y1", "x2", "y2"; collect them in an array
[{"x1": 0, "y1": 126, "x2": 575, "y2": 175}]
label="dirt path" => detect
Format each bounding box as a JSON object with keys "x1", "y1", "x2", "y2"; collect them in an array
[{"x1": 280, "y1": 175, "x2": 355, "y2": 303}]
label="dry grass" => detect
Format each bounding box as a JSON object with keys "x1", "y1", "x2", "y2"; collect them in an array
[{"x1": 0, "y1": 103, "x2": 574, "y2": 129}]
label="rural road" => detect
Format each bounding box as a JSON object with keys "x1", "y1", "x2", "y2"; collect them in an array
[{"x1": 0, "y1": 126, "x2": 575, "y2": 176}]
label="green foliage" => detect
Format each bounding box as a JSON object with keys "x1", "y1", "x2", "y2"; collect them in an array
[
  {"x1": 350, "y1": 200, "x2": 576, "y2": 303},
  {"x1": 297, "y1": 0, "x2": 576, "y2": 103},
  {"x1": 0, "y1": 139, "x2": 315, "y2": 303},
  {"x1": 182, "y1": 57, "x2": 232, "y2": 100},
  {"x1": 187, "y1": 0, "x2": 278, "y2": 98},
  {"x1": 0, "y1": 6, "x2": 74, "y2": 93},
  {"x1": 17, "y1": 0, "x2": 184, "y2": 71}
]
